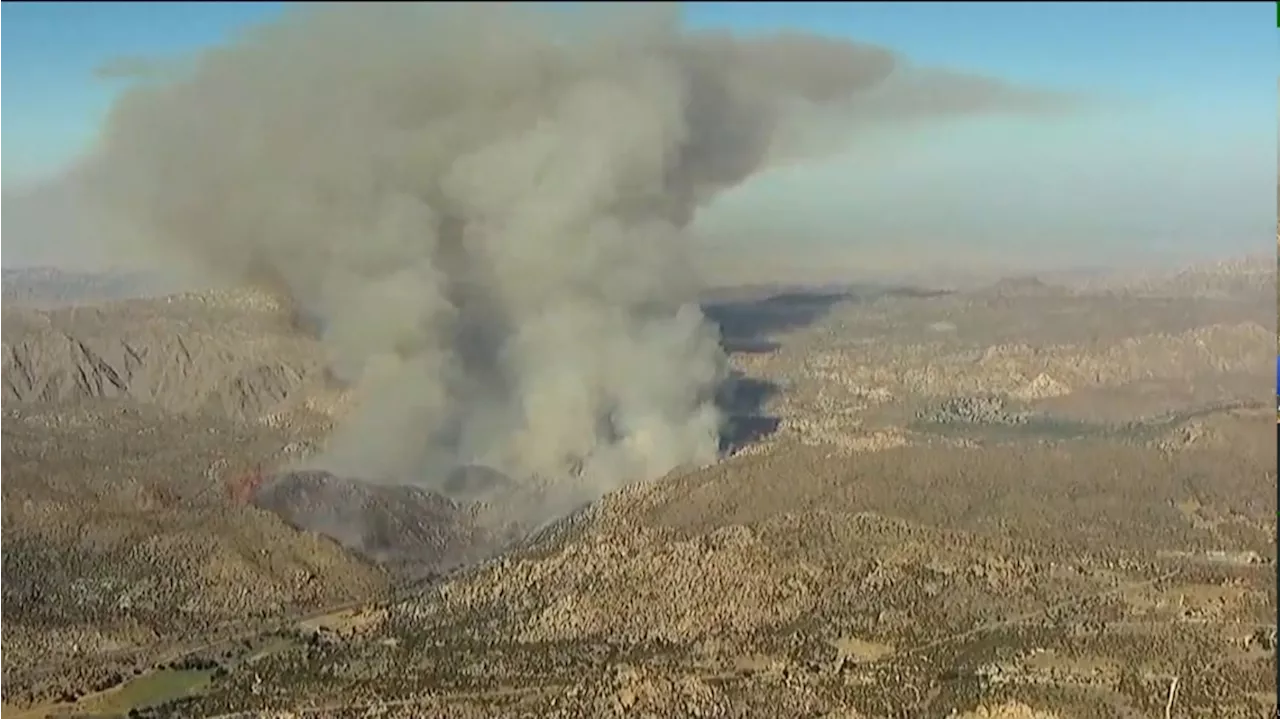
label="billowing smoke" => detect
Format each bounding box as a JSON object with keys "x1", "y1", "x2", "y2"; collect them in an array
[{"x1": 75, "y1": 3, "x2": 1062, "y2": 522}]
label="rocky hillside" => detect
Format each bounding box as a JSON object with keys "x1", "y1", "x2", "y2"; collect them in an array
[{"x1": 2, "y1": 290, "x2": 331, "y2": 423}]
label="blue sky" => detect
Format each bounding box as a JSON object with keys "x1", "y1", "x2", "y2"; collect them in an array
[{"x1": 3, "y1": 1, "x2": 1276, "y2": 270}]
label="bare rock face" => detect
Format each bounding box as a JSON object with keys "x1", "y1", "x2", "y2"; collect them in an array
[{"x1": 250, "y1": 470, "x2": 517, "y2": 577}]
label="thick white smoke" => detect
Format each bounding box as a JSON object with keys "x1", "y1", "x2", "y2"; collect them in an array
[{"x1": 75, "y1": 3, "x2": 1063, "y2": 522}]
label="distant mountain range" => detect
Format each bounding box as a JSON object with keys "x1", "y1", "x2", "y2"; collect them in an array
[{"x1": 2, "y1": 266, "x2": 191, "y2": 308}]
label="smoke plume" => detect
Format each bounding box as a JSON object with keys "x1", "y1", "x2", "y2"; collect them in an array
[{"x1": 76, "y1": 3, "x2": 1062, "y2": 522}]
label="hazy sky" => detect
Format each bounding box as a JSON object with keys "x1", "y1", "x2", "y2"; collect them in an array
[{"x1": 3, "y1": 1, "x2": 1275, "y2": 272}]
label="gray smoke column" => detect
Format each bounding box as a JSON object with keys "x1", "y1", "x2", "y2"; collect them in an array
[{"x1": 76, "y1": 3, "x2": 1062, "y2": 519}]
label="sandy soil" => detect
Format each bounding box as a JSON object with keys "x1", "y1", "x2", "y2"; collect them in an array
[{"x1": 1, "y1": 261, "x2": 1274, "y2": 718}]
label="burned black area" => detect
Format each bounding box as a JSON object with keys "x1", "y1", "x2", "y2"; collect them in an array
[
  {"x1": 250, "y1": 470, "x2": 515, "y2": 578},
  {"x1": 716, "y1": 370, "x2": 781, "y2": 454},
  {"x1": 702, "y1": 287, "x2": 856, "y2": 355},
  {"x1": 703, "y1": 283, "x2": 954, "y2": 454},
  {"x1": 703, "y1": 286, "x2": 856, "y2": 452}
]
